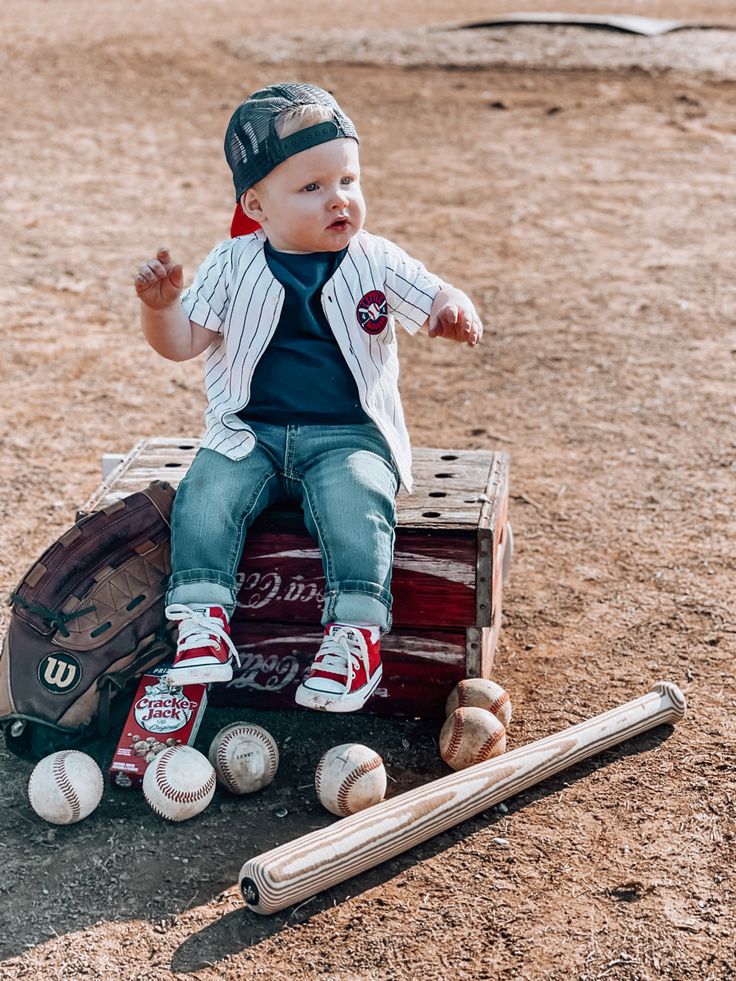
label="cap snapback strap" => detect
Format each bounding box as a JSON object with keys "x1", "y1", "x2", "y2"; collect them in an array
[{"x1": 278, "y1": 121, "x2": 340, "y2": 159}]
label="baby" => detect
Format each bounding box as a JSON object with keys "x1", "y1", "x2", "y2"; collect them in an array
[{"x1": 135, "y1": 82, "x2": 482, "y2": 713}]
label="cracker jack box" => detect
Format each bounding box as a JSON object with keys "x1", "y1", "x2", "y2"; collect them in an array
[{"x1": 109, "y1": 663, "x2": 207, "y2": 790}]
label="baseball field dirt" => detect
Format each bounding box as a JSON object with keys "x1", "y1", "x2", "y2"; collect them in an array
[{"x1": 1, "y1": 2, "x2": 734, "y2": 978}]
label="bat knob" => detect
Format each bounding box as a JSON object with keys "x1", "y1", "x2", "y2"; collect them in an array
[
  {"x1": 241, "y1": 875, "x2": 260, "y2": 907},
  {"x1": 651, "y1": 681, "x2": 687, "y2": 721}
]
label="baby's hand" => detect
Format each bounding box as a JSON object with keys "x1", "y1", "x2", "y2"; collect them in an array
[
  {"x1": 135, "y1": 248, "x2": 183, "y2": 309},
  {"x1": 428, "y1": 287, "x2": 483, "y2": 346}
]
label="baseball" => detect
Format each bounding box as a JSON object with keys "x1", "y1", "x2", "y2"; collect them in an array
[
  {"x1": 445, "y1": 678, "x2": 512, "y2": 729},
  {"x1": 315, "y1": 743, "x2": 387, "y2": 817},
  {"x1": 143, "y1": 745, "x2": 216, "y2": 822},
  {"x1": 440, "y1": 707, "x2": 507, "y2": 771},
  {"x1": 28, "y1": 750, "x2": 104, "y2": 825},
  {"x1": 208, "y1": 722, "x2": 279, "y2": 794}
]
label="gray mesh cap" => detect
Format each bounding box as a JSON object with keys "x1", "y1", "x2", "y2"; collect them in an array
[{"x1": 224, "y1": 82, "x2": 359, "y2": 200}]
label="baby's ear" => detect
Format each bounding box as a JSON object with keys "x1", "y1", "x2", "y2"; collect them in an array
[
  {"x1": 242, "y1": 188, "x2": 264, "y2": 222},
  {"x1": 231, "y1": 202, "x2": 260, "y2": 237}
]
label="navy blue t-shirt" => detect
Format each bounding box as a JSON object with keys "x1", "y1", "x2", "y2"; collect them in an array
[{"x1": 238, "y1": 242, "x2": 371, "y2": 425}]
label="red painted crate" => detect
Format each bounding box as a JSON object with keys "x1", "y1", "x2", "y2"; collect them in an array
[
  {"x1": 84, "y1": 439, "x2": 510, "y2": 718},
  {"x1": 210, "y1": 622, "x2": 471, "y2": 719}
]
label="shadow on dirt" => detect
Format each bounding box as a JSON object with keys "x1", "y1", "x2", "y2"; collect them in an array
[
  {"x1": 170, "y1": 723, "x2": 677, "y2": 973},
  {"x1": 0, "y1": 705, "x2": 441, "y2": 963}
]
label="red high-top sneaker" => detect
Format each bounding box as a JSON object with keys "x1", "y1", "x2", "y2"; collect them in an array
[
  {"x1": 295, "y1": 623, "x2": 382, "y2": 712},
  {"x1": 164, "y1": 604, "x2": 240, "y2": 686}
]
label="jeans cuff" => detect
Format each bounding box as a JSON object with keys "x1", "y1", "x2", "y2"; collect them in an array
[
  {"x1": 324, "y1": 580, "x2": 393, "y2": 633},
  {"x1": 166, "y1": 573, "x2": 237, "y2": 618}
]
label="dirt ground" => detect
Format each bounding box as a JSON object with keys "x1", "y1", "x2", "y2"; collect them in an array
[{"x1": 1, "y1": 1, "x2": 735, "y2": 978}]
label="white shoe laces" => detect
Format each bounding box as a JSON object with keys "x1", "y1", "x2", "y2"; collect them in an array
[
  {"x1": 165, "y1": 604, "x2": 241, "y2": 667},
  {"x1": 314, "y1": 626, "x2": 370, "y2": 696}
]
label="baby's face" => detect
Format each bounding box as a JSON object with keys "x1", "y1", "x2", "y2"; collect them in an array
[{"x1": 244, "y1": 138, "x2": 365, "y2": 253}]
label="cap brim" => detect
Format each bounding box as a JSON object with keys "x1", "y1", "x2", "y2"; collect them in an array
[{"x1": 231, "y1": 205, "x2": 261, "y2": 237}]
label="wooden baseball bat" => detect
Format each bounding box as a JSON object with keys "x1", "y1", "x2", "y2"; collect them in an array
[{"x1": 239, "y1": 681, "x2": 686, "y2": 914}]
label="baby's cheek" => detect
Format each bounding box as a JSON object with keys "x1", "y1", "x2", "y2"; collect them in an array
[{"x1": 354, "y1": 202, "x2": 367, "y2": 231}]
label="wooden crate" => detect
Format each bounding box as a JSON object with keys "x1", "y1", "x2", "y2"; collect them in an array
[{"x1": 84, "y1": 438, "x2": 510, "y2": 717}]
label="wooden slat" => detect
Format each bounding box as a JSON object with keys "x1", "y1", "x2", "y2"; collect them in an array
[
  {"x1": 479, "y1": 452, "x2": 510, "y2": 532},
  {"x1": 232, "y1": 527, "x2": 477, "y2": 628},
  {"x1": 464, "y1": 625, "x2": 497, "y2": 679},
  {"x1": 211, "y1": 621, "x2": 469, "y2": 719},
  {"x1": 81, "y1": 438, "x2": 507, "y2": 530}
]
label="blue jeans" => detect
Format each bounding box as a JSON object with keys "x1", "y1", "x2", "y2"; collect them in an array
[{"x1": 166, "y1": 422, "x2": 399, "y2": 631}]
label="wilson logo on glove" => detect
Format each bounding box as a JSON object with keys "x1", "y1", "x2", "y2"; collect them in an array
[{"x1": 37, "y1": 653, "x2": 82, "y2": 693}]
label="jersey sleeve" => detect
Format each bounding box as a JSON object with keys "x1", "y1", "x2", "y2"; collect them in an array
[
  {"x1": 180, "y1": 240, "x2": 233, "y2": 333},
  {"x1": 381, "y1": 237, "x2": 447, "y2": 335}
]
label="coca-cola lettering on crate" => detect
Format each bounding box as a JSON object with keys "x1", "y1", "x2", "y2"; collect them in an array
[
  {"x1": 109, "y1": 664, "x2": 208, "y2": 790},
  {"x1": 235, "y1": 570, "x2": 325, "y2": 612},
  {"x1": 225, "y1": 646, "x2": 304, "y2": 693},
  {"x1": 208, "y1": 624, "x2": 468, "y2": 718}
]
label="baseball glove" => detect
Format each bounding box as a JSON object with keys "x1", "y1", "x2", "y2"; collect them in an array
[{"x1": 0, "y1": 481, "x2": 176, "y2": 759}]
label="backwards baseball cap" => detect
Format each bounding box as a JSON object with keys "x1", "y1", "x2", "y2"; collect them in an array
[{"x1": 224, "y1": 82, "x2": 359, "y2": 202}]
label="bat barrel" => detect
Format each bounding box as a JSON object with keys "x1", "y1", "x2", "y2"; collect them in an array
[{"x1": 239, "y1": 681, "x2": 685, "y2": 914}]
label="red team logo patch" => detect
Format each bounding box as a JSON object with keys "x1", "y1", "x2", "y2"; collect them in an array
[{"x1": 357, "y1": 290, "x2": 389, "y2": 335}]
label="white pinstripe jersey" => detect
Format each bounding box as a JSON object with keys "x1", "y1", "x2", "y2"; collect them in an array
[{"x1": 180, "y1": 229, "x2": 446, "y2": 493}]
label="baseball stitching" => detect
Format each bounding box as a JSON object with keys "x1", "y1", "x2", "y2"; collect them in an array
[
  {"x1": 148, "y1": 800, "x2": 176, "y2": 821},
  {"x1": 53, "y1": 751, "x2": 81, "y2": 822},
  {"x1": 475, "y1": 725, "x2": 505, "y2": 764},
  {"x1": 336, "y1": 756, "x2": 384, "y2": 816},
  {"x1": 314, "y1": 757, "x2": 326, "y2": 801},
  {"x1": 445, "y1": 709, "x2": 466, "y2": 764},
  {"x1": 490, "y1": 694, "x2": 510, "y2": 718},
  {"x1": 457, "y1": 681, "x2": 509, "y2": 720},
  {"x1": 154, "y1": 749, "x2": 215, "y2": 803},
  {"x1": 217, "y1": 726, "x2": 278, "y2": 792}
]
